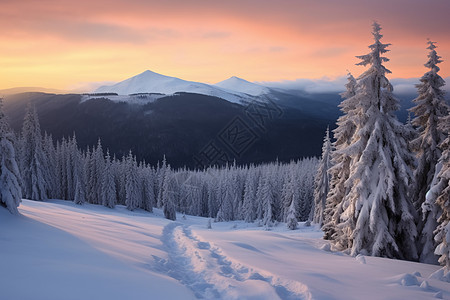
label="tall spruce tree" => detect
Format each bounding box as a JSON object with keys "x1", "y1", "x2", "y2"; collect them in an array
[
  {"x1": 43, "y1": 132, "x2": 57, "y2": 199},
  {"x1": 73, "y1": 145, "x2": 87, "y2": 205},
  {"x1": 313, "y1": 127, "x2": 333, "y2": 226},
  {"x1": 286, "y1": 196, "x2": 298, "y2": 230},
  {"x1": 410, "y1": 41, "x2": 449, "y2": 263},
  {"x1": 162, "y1": 165, "x2": 176, "y2": 220},
  {"x1": 327, "y1": 22, "x2": 417, "y2": 259},
  {"x1": 322, "y1": 73, "x2": 358, "y2": 244},
  {"x1": 242, "y1": 173, "x2": 257, "y2": 222},
  {"x1": 87, "y1": 139, "x2": 105, "y2": 204},
  {"x1": 102, "y1": 150, "x2": 117, "y2": 208},
  {"x1": 337, "y1": 22, "x2": 417, "y2": 259},
  {"x1": 20, "y1": 104, "x2": 48, "y2": 201},
  {"x1": 262, "y1": 173, "x2": 276, "y2": 228},
  {"x1": 125, "y1": 151, "x2": 140, "y2": 211},
  {"x1": 141, "y1": 165, "x2": 155, "y2": 212},
  {"x1": 0, "y1": 99, "x2": 22, "y2": 214},
  {"x1": 424, "y1": 113, "x2": 450, "y2": 268}
]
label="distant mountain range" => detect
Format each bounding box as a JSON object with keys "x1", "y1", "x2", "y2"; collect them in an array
[
  {"x1": 0, "y1": 86, "x2": 68, "y2": 95},
  {"x1": 94, "y1": 70, "x2": 255, "y2": 104},
  {"x1": 2, "y1": 70, "x2": 423, "y2": 168}
]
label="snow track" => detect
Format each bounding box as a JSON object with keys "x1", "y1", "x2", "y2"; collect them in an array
[{"x1": 153, "y1": 222, "x2": 312, "y2": 300}]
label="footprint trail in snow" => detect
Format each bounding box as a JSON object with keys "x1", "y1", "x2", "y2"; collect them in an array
[{"x1": 153, "y1": 222, "x2": 311, "y2": 300}]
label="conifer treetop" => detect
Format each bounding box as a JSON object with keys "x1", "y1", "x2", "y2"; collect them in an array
[
  {"x1": 425, "y1": 40, "x2": 443, "y2": 73},
  {"x1": 356, "y1": 21, "x2": 392, "y2": 77}
]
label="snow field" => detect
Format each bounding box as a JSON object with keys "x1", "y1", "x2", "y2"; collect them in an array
[
  {"x1": 154, "y1": 222, "x2": 311, "y2": 299},
  {"x1": 2, "y1": 200, "x2": 450, "y2": 300}
]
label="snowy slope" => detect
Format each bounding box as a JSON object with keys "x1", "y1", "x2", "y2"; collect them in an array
[
  {"x1": 1, "y1": 200, "x2": 449, "y2": 300},
  {"x1": 94, "y1": 70, "x2": 247, "y2": 104},
  {"x1": 215, "y1": 76, "x2": 271, "y2": 96}
]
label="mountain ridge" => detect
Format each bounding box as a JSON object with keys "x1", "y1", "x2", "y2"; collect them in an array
[{"x1": 94, "y1": 70, "x2": 251, "y2": 104}]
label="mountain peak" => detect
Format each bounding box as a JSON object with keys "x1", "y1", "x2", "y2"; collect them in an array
[
  {"x1": 215, "y1": 76, "x2": 270, "y2": 96},
  {"x1": 93, "y1": 70, "x2": 246, "y2": 104}
]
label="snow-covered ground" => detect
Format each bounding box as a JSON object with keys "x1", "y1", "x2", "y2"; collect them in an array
[{"x1": 1, "y1": 200, "x2": 449, "y2": 300}]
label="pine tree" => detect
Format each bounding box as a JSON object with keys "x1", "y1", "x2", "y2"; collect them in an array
[
  {"x1": 74, "y1": 175, "x2": 86, "y2": 205},
  {"x1": 55, "y1": 139, "x2": 68, "y2": 199},
  {"x1": 262, "y1": 174, "x2": 276, "y2": 228},
  {"x1": 242, "y1": 173, "x2": 257, "y2": 222},
  {"x1": 162, "y1": 166, "x2": 176, "y2": 220},
  {"x1": 313, "y1": 127, "x2": 333, "y2": 226},
  {"x1": 286, "y1": 196, "x2": 298, "y2": 230},
  {"x1": 157, "y1": 156, "x2": 168, "y2": 208},
  {"x1": 424, "y1": 113, "x2": 450, "y2": 268},
  {"x1": 337, "y1": 23, "x2": 418, "y2": 259},
  {"x1": 255, "y1": 173, "x2": 265, "y2": 221},
  {"x1": 141, "y1": 165, "x2": 155, "y2": 212},
  {"x1": 0, "y1": 99, "x2": 22, "y2": 214},
  {"x1": 125, "y1": 151, "x2": 139, "y2": 211},
  {"x1": 410, "y1": 41, "x2": 449, "y2": 264},
  {"x1": 322, "y1": 72, "x2": 358, "y2": 243},
  {"x1": 101, "y1": 150, "x2": 116, "y2": 208},
  {"x1": 43, "y1": 132, "x2": 57, "y2": 198},
  {"x1": 216, "y1": 171, "x2": 234, "y2": 221},
  {"x1": 281, "y1": 166, "x2": 296, "y2": 222},
  {"x1": 297, "y1": 158, "x2": 318, "y2": 222},
  {"x1": 87, "y1": 139, "x2": 105, "y2": 204},
  {"x1": 73, "y1": 147, "x2": 87, "y2": 205},
  {"x1": 66, "y1": 135, "x2": 78, "y2": 200},
  {"x1": 20, "y1": 104, "x2": 48, "y2": 201}
]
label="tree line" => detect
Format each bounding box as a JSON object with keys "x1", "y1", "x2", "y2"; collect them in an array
[{"x1": 0, "y1": 101, "x2": 318, "y2": 228}]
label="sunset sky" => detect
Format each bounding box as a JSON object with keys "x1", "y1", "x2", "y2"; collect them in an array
[{"x1": 0, "y1": 0, "x2": 449, "y2": 91}]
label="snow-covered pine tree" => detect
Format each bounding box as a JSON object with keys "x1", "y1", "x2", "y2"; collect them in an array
[
  {"x1": 255, "y1": 173, "x2": 265, "y2": 221},
  {"x1": 242, "y1": 172, "x2": 257, "y2": 222},
  {"x1": 281, "y1": 165, "x2": 296, "y2": 222},
  {"x1": 286, "y1": 195, "x2": 298, "y2": 230},
  {"x1": 43, "y1": 132, "x2": 57, "y2": 199},
  {"x1": 156, "y1": 156, "x2": 168, "y2": 208},
  {"x1": 20, "y1": 104, "x2": 48, "y2": 201},
  {"x1": 87, "y1": 139, "x2": 105, "y2": 204},
  {"x1": 141, "y1": 165, "x2": 155, "y2": 212},
  {"x1": 101, "y1": 150, "x2": 116, "y2": 208},
  {"x1": 0, "y1": 99, "x2": 22, "y2": 214},
  {"x1": 216, "y1": 170, "x2": 234, "y2": 221},
  {"x1": 262, "y1": 173, "x2": 276, "y2": 228},
  {"x1": 115, "y1": 155, "x2": 127, "y2": 205},
  {"x1": 410, "y1": 41, "x2": 449, "y2": 264},
  {"x1": 125, "y1": 151, "x2": 140, "y2": 211},
  {"x1": 424, "y1": 113, "x2": 450, "y2": 268},
  {"x1": 340, "y1": 22, "x2": 418, "y2": 259},
  {"x1": 297, "y1": 159, "x2": 317, "y2": 221},
  {"x1": 55, "y1": 139, "x2": 68, "y2": 199},
  {"x1": 73, "y1": 146, "x2": 87, "y2": 205},
  {"x1": 162, "y1": 165, "x2": 176, "y2": 220},
  {"x1": 313, "y1": 127, "x2": 333, "y2": 226},
  {"x1": 207, "y1": 168, "x2": 219, "y2": 218},
  {"x1": 322, "y1": 72, "x2": 358, "y2": 243},
  {"x1": 65, "y1": 134, "x2": 79, "y2": 200}
]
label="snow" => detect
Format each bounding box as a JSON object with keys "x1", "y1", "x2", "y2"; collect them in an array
[
  {"x1": 93, "y1": 70, "x2": 249, "y2": 104},
  {"x1": 2, "y1": 200, "x2": 450, "y2": 300},
  {"x1": 214, "y1": 76, "x2": 271, "y2": 96}
]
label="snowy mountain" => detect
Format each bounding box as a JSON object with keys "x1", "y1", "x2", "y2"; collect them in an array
[
  {"x1": 94, "y1": 70, "x2": 249, "y2": 104},
  {"x1": 214, "y1": 76, "x2": 271, "y2": 96}
]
